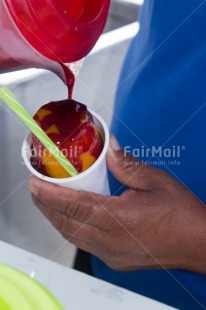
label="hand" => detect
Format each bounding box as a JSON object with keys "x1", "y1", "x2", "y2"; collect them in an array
[{"x1": 28, "y1": 135, "x2": 206, "y2": 273}]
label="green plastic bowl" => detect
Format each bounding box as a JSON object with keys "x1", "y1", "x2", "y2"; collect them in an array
[{"x1": 0, "y1": 264, "x2": 64, "y2": 310}]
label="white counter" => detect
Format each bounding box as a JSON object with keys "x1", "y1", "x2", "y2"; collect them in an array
[{"x1": 0, "y1": 241, "x2": 176, "y2": 310}]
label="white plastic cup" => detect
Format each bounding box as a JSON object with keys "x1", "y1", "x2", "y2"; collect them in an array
[{"x1": 22, "y1": 110, "x2": 110, "y2": 196}]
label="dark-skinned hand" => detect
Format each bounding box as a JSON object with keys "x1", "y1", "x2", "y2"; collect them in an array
[{"x1": 28, "y1": 135, "x2": 206, "y2": 273}]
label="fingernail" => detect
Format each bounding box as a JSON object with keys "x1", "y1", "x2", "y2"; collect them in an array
[
  {"x1": 28, "y1": 178, "x2": 39, "y2": 196},
  {"x1": 109, "y1": 134, "x2": 121, "y2": 151}
]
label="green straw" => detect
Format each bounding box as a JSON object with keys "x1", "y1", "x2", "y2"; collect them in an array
[{"x1": 0, "y1": 87, "x2": 78, "y2": 177}]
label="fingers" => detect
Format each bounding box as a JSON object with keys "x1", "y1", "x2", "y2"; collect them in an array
[
  {"x1": 31, "y1": 193, "x2": 123, "y2": 266},
  {"x1": 28, "y1": 177, "x2": 113, "y2": 229},
  {"x1": 106, "y1": 134, "x2": 160, "y2": 190},
  {"x1": 31, "y1": 194, "x2": 103, "y2": 244}
]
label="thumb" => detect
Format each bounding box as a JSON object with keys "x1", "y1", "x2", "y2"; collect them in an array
[{"x1": 106, "y1": 135, "x2": 159, "y2": 190}]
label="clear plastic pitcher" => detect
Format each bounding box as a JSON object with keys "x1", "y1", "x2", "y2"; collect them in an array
[{"x1": 0, "y1": 0, "x2": 110, "y2": 82}]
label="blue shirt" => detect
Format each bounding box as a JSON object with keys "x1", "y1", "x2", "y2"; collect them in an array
[{"x1": 92, "y1": 1, "x2": 206, "y2": 309}]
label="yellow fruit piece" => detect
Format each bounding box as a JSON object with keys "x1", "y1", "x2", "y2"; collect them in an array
[
  {"x1": 36, "y1": 108, "x2": 52, "y2": 121},
  {"x1": 46, "y1": 124, "x2": 59, "y2": 134},
  {"x1": 81, "y1": 152, "x2": 96, "y2": 172},
  {"x1": 42, "y1": 149, "x2": 71, "y2": 179}
]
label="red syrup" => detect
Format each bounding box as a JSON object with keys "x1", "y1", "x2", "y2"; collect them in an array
[
  {"x1": 31, "y1": 84, "x2": 103, "y2": 178},
  {"x1": 60, "y1": 63, "x2": 75, "y2": 99}
]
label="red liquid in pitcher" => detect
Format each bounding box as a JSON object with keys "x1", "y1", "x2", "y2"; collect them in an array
[
  {"x1": 5, "y1": 0, "x2": 110, "y2": 63},
  {"x1": 0, "y1": 0, "x2": 110, "y2": 76}
]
